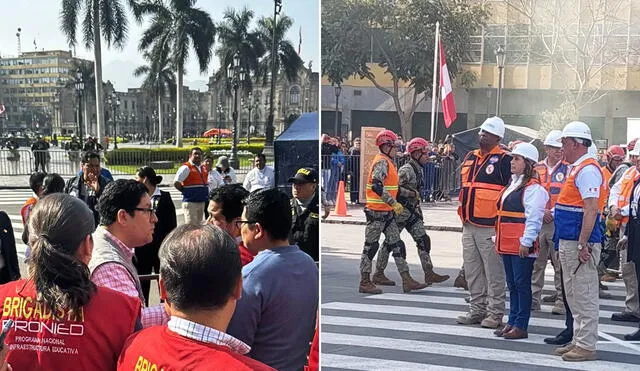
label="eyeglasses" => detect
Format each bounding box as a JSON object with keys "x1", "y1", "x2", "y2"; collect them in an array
[
  {"x1": 134, "y1": 207, "x2": 156, "y2": 219},
  {"x1": 234, "y1": 220, "x2": 256, "y2": 229}
]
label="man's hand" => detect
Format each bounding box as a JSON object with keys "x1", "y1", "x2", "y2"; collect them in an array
[
  {"x1": 85, "y1": 172, "x2": 100, "y2": 193},
  {"x1": 392, "y1": 202, "x2": 404, "y2": 215},
  {"x1": 543, "y1": 210, "x2": 553, "y2": 224},
  {"x1": 578, "y1": 244, "x2": 592, "y2": 263},
  {"x1": 518, "y1": 245, "x2": 530, "y2": 258},
  {"x1": 617, "y1": 236, "x2": 628, "y2": 251},
  {"x1": 613, "y1": 208, "x2": 623, "y2": 221},
  {"x1": 322, "y1": 205, "x2": 331, "y2": 220},
  {"x1": 0, "y1": 343, "x2": 11, "y2": 371}
]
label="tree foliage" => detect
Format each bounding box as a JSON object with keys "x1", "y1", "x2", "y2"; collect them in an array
[{"x1": 322, "y1": 0, "x2": 487, "y2": 138}]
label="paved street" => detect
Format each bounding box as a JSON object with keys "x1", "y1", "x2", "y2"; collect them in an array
[{"x1": 321, "y1": 223, "x2": 640, "y2": 370}]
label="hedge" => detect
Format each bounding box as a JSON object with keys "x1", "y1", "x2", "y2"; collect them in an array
[{"x1": 104, "y1": 143, "x2": 265, "y2": 166}]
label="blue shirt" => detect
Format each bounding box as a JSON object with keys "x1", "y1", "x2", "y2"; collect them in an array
[{"x1": 226, "y1": 245, "x2": 318, "y2": 371}]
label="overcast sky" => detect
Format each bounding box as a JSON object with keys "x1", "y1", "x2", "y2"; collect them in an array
[{"x1": 0, "y1": 0, "x2": 319, "y2": 90}]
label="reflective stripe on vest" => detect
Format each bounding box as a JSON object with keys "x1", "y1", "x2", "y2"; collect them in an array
[
  {"x1": 617, "y1": 167, "x2": 640, "y2": 224},
  {"x1": 554, "y1": 158, "x2": 603, "y2": 244},
  {"x1": 458, "y1": 147, "x2": 509, "y2": 227},
  {"x1": 365, "y1": 154, "x2": 399, "y2": 211},
  {"x1": 495, "y1": 179, "x2": 539, "y2": 256}
]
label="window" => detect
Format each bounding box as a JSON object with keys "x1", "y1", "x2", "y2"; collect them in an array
[
  {"x1": 132, "y1": 101, "x2": 135, "y2": 110},
  {"x1": 289, "y1": 86, "x2": 300, "y2": 105}
]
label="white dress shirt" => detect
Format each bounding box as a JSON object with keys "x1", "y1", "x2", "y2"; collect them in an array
[
  {"x1": 570, "y1": 153, "x2": 603, "y2": 200},
  {"x1": 501, "y1": 174, "x2": 549, "y2": 248},
  {"x1": 243, "y1": 165, "x2": 275, "y2": 192},
  {"x1": 207, "y1": 170, "x2": 224, "y2": 192}
]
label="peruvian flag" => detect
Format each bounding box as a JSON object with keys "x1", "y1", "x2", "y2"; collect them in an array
[{"x1": 439, "y1": 41, "x2": 457, "y2": 128}]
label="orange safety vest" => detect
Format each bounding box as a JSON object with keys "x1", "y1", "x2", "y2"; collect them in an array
[
  {"x1": 600, "y1": 165, "x2": 613, "y2": 211},
  {"x1": 365, "y1": 154, "x2": 399, "y2": 212},
  {"x1": 616, "y1": 166, "x2": 640, "y2": 224},
  {"x1": 495, "y1": 178, "x2": 540, "y2": 256},
  {"x1": 554, "y1": 157, "x2": 604, "y2": 243},
  {"x1": 458, "y1": 146, "x2": 510, "y2": 227},
  {"x1": 181, "y1": 162, "x2": 209, "y2": 202},
  {"x1": 20, "y1": 196, "x2": 38, "y2": 224},
  {"x1": 535, "y1": 160, "x2": 568, "y2": 209}
]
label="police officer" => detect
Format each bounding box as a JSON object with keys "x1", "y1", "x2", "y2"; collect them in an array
[
  {"x1": 358, "y1": 129, "x2": 427, "y2": 294},
  {"x1": 289, "y1": 167, "x2": 320, "y2": 262},
  {"x1": 31, "y1": 135, "x2": 50, "y2": 172},
  {"x1": 373, "y1": 137, "x2": 450, "y2": 286},
  {"x1": 552, "y1": 121, "x2": 603, "y2": 362},
  {"x1": 67, "y1": 135, "x2": 82, "y2": 162},
  {"x1": 456, "y1": 116, "x2": 511, "y2": 329},
  {"x1": 531, "y1": 130, "x2": 568, "y2": 315},
  {"x1": 5, "y1": 134, "x2": 19, "y2": 161}
]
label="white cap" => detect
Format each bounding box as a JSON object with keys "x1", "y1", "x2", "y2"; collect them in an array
[
  {"x1": 543, "y1": 130, "x2": 563, "y2": 148},
  {"x1": 629, "y1": 146, "x2": 640, "y2": 157},
  {"x1": 480, "y1": 116, "x2": 505, "y2": 139},
  {"x1": 511, "y1": 142, "x2": 539, "y2": 163},
  {"x1": 560, "y1": 121, "x2": 592, "y2": 142},
  {"x1": 588, "y1": 143, "x2": 598, "y2": 157}
]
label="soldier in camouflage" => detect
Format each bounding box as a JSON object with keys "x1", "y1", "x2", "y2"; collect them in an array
[
  {"x1": 359, "y1": 129, "x2": 428, "y2": 294},
  {"x1": 373, "y1": 137, "x2": 450, "y2": 286}
]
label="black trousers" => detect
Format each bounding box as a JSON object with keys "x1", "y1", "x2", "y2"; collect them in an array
[{"x1": 133, "y1": 245, "x2": 160, "y2": 306}]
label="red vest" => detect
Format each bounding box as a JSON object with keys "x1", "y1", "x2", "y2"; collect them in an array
[
  {"x1": 181, "y1": 162, "x2": 209, "y2": 203},
  {"x1": 117, "y1": 326, "x2": 275, "y2": 371},
  {"x1": 458, "y1": 146, "x2": 510, "y2": 227},
  {"x1": 495, "y1": 179, "x2": 540, "y2": 256},
  {"x1": 0, "y1": 280, "x2": 139, "y2": 371},
  {"x1": 238, "y1": 241, "x2": 255, "y2": 266}
]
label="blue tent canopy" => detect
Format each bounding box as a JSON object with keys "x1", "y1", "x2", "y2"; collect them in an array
[{"x1": 274, "y1": 112, "x2": 319, "y2": 195}]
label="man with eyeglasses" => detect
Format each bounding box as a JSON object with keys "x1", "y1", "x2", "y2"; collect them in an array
[
  {"x1": 227, "y1": 188, "x2": 318, "y2": 371},
  {"x1": 89, "y1": 179, "x2": 168, "y2": 328}
]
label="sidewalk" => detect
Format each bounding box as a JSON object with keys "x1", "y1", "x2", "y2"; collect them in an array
[{"x1": 322, "y1": 202, "x2": 463, "y2": 232}]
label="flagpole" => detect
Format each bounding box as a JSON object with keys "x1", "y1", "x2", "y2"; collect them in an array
[{"x1": 430, "y1": 22, "x2": 440, "y2": 142}]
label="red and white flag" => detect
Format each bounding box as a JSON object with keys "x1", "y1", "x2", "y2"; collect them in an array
[
  {"x1": 0, "y1": 104, "x2": 5, "y2": 115},
  {"x1": 439, "y1": 41, "x2": 457, "y2": 128}
]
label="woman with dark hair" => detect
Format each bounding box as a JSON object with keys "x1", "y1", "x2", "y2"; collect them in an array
[
  {"x1": 134, "y1": 166, "x2": 177, "y2": 305},
  {"x1": 21, "y1": 172, "x2": 67, "y2": 248},
  {"x1": 493, "y1": 143, "x2": 548, "y2": 340},
  {"x1": 0, "y1": 193, "x2": 140, "y2": 370}
]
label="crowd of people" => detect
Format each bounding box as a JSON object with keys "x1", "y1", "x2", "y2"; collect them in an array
[
  {"x1": 0, "y1": 147, "x2": 320, "y2": 370},
  {"x1": 359, "y1": 116, "x2": 640, "y2": 362}
]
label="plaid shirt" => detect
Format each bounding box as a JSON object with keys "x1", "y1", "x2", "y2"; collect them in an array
[
  {"x1": 91, "y1": 229, "x2": 169, "y2": 328},
  {"x1": 168, "y1": 317, "x2": 251, "y2": 355}
]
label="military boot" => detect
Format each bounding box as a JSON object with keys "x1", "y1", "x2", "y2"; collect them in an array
[
  {"x1": 400, "y1": 272, "x2": 429, "y2": 293},
  {"x1": 372, "y1": 270, "x2": 396, "y2": 286},
  {"x1": 454, "y1": 270, "x2": 468, "y2": 290},
  {"x1": 359, "y1": 273, "x2": 382, "y2": 294},
  {"x1": 424, "y1": 268, "x2": 450, "y2": 285}
]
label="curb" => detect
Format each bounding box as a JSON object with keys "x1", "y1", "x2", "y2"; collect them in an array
[{"x1": 322, "y1": 219, "x2": 463, "y2": 233}]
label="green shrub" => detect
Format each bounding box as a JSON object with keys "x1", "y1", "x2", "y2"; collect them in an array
[{"x1": 104, "y1": 143, "x2": 265, "y2": 166}]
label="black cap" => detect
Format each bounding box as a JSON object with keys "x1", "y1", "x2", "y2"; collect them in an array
[{"x1": 288, "y1": 167, "x2": 318, "y2": 184}]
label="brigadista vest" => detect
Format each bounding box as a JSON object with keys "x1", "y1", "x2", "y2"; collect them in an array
[
  {"x1": 181, "y1": 162, "x2": 209, "y2": 203},
  {"x1": 495, "y1": 179, "x2": 540, "y2": 256}
]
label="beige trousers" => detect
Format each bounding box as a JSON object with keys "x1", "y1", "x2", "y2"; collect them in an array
[
  {"x1": 462, "y1": 222, "x2": 505, "y2": 318},
  {"x1": 531, "y1": 222, "x2": 563, "y2": 306},
  {"x1": 558, "y1": 239, "x2": 601, "y2": 352},
  {"x1": 620, "y1": 245, "x2": 640, "y2": 314},
  {"x1": 182, "y1": 202, "x2": 205, "y2": 225}
]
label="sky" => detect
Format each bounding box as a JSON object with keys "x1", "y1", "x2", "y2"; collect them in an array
[{"x1": 0, "y1": 0, "x2": 319, "y2": 91}]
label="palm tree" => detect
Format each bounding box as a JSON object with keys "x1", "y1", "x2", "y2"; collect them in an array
[
  {"x1": 134, "y1": 45, "x2": 177, "y2": 143},
  {"x1": 60, "y1": 0, "x2": 137, "y2": 146},
  {"x1": 134, "y1": 0, "x2": 215, "y2": 147},
  {"x1": 256, "y1": 15, "x2": 304, "y2": 85},
  {"x1": 215, "y1": 7, "x2": 265, "y2": 92}
]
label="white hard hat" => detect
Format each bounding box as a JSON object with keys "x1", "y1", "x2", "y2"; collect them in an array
[
  {"x1": 511, "y1": 142, "x2": 539, "y2": 163},
  {"x1": 588, "y1": 143, "x2": 597, "y2": 157},
  {"x1": 560, "y1": 121, "x2": 592, "y2": 142},
  {"x1": 480, "y1": 116, "x2": 505, "y2": 139},
  {"x1": 543, "y1": 130, "x2": 563, "y2": 148},
  {"x1": 629, "y1": 146, "x2": 640, "y2": 157}
]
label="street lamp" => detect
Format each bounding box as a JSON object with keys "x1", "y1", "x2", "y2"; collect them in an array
[
  {"x1": 266, "y1": 0, "x2": 283, "y2": 148},
  {"x1": 334, "y1": 84, "x2": 342, "y2": 138},
  {"x1": 242, "y1": 92, "x2": 258, "y2": 144},
  {"x1": 228, "y1": 53, "x2": 246, "y2": 169},
  {"x1": 495, "y1": 45, "x2": 506, "y2": 116},
  {"x1": 216, "y1": 104, "x2": 224, "y2": 144},
  {"x1": 131, "y1": 112, "x2": 136, "y2": 136},
  {"x1": 75, "y1": 68, "x2": 85, "y2": 139},
  {"x1": 152, "y1": 110, "x2": 157, "y2": 142},
  {"x1": 106, "y1": 92, "x2": 120, "y2": 149}
]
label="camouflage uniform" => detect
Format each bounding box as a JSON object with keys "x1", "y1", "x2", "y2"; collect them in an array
[
  {"x1": 375, "y1": 159, "x2": 448, "y2": 283},
  {"x1": 360, "y1": 158, "x2": 408, "y2": 275}
]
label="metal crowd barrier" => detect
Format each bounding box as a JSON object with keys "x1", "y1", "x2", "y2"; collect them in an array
[{"x1": 321, "y1": 154, "x2": 460, "y2": 204}]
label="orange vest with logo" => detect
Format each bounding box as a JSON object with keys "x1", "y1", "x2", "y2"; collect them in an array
[
  {"x1": 20, "y1": 197, "x2": 38, "y2": 224},
  {"x1": 365, "y1": 154, "x2": 399, "y2": 212},
  {"x1": 616, "y1": 167, "x2": 640, "y2": 224},
  {"x1": 0, "y1": 280, "x2": 140, "y2": 371},
  {"x1": 458, "y1": 146, "x2": 510, "y2": 227},
  {"x1": 600, "y1": 165, "x2": 613, "y2": 211},
  {"x1": 554, "y1": 157, "x2": 604, "y2": 243},
  {"x1": 535, "y1": 161, "x2": 568, "y2": 209},
  {"x1": 181, "y1": 162, "x2": 209, "y2": 202},
  {"x1": 495, "y1": 179, "x2": 540, "y2": 256}
]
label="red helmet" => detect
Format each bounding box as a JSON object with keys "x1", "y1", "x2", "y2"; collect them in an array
[
  {"x1": 406, "y1": 137, "x2": 429, "y2": 154},
  {"x1": 376, "y1": 130, "x2": 398, "y2": 147},
  {"x1": 606, "y1": 145, "x2": 625, "y2": 160},
  {"x1": 628, "y1": 138, "x2": 639, "y2": 152}
]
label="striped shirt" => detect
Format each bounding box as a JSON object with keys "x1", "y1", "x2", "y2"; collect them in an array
[{"x1": 168, "y1": 317, "x2": 251, "y2": 355}]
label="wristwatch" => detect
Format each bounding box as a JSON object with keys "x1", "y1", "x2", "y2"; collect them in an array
[{"x1": 577, "y1": 243, "x2": 584, "y2": 251}]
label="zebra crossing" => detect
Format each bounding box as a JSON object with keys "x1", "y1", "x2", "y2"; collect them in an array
[
  {"x1": 0, "y1": 188, "x2": 185, "y2": 260},
  {"x1": 321, "y1": 272, "x2": 640, "y2": 370}
]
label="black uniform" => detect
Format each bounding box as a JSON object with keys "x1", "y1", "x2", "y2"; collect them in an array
[
  {"x1": 290, "y1": 192, "x2": 320, "y2": 262},
  {"x1": 31, "y1": 139, "x2": 50, "y2": 172}
]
